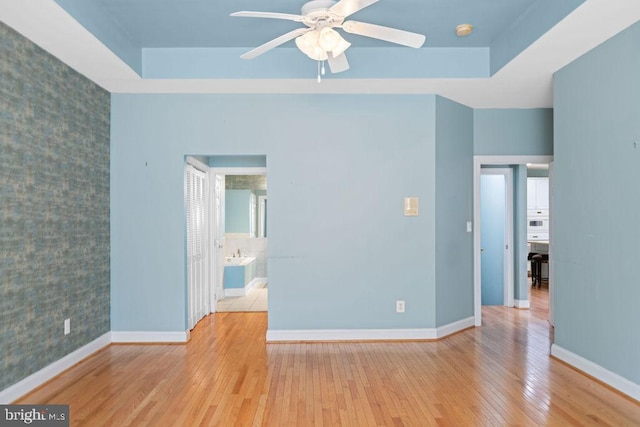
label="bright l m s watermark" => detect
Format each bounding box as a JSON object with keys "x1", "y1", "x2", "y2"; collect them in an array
[{"x1": 1, "y1": 405, "x2": 68, "y2": 426}]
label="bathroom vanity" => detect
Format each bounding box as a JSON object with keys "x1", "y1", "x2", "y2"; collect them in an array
[{"x1": 223, "y1": 256, "x2": 258, "y2": 297}]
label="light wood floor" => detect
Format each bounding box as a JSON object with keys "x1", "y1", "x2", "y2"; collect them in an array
[{"x1": 17, "y1": 288, "x2": 640, "y2": 426}]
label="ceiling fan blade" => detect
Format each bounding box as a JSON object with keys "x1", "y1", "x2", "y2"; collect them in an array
[
  {"x1": 329, "y1": 0, "x2": 379, "y2": 19},
  {"x1": 327, "y1": 52, "x2": 350, "y2": 73},
  {"x1": 230, "y1": 11, "x2": 304, "y2": 22},
  {"x1": 342, "y1": 21, "x2": 425, "y2": 48},
  {"x1": 240, "y1": 28, "x2": 311, "y2": 59}
]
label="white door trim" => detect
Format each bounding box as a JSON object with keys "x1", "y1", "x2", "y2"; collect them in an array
[
  {"x1": 473, "y1": 155, "x2": 553, "y2": 326},
  {"x1": 209, "y1": 173, "x2": 225, "y2": 312},
  {"x1": 548, "y1": 160, "x2": 554, "y2": 326}
]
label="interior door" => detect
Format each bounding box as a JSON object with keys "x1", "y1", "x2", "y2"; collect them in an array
[
  {"x1": 186, "y1": 164, "x2": 209, "y2": 329},
  {"x1": 481, "y1": 173, "x2": 506, "y2": 305}
]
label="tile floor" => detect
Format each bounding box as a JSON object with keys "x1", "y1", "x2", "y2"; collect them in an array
[{"x1": 216, "y1": 281, "x2": 268, "y2": 312}]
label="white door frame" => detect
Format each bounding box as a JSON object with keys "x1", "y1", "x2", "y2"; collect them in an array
[
  {"x1": 480, "y1": 168, "x2": 514, "y2": 309},
  {"x1": 547, "y1": 161, "x2": 554, "y2": 326},
  {"x1": 473, "y1": 155, "x2": 553, "y2": 326},
  {"x1": 209, "y1": 167, "x2": 267, "y2": 310},
  {"x1": 210, "y1": 173, "x2": 225, "y2": 312}
]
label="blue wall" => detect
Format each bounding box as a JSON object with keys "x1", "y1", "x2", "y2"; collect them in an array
[
  {"x1": 553, "y1": 21, "x2": 640, "y2": 385},
  {"x1": 435, "y1": 96, "x2": 474, "y2": 326},
  {"x1": 474, "y1": 109, "x2": 553, "y2": 155},
  {"x1": 111, "y1": 94, "x2": 443, "y2": 332},
  {"x1": 210, "y1": 155, "x2": 266, "y2": 168},
  {"x1": 514, "y1": 165, "x2": 529, "y2": 302}
]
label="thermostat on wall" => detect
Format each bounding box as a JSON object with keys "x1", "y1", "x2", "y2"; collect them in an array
[{"x1": 404, "y1": 197, "x2": 419, "y2": 216}]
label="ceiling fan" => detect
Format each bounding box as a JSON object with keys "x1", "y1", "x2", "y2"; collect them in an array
[{"x1": 230, "y1": 0, "x2": 426, "y2": 75}]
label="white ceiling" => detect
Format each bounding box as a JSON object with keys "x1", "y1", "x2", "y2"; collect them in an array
[{"x1": 1, "y1": 0, "x2": 639, "y2": 108}]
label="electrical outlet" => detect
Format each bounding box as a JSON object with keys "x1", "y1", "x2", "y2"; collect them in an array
[
  {"x1": 396, "y1": 300, "x2": 405, "y2": 313},
  {"x1": 64, "y1": 318, "x2": 70, "y2": 335}
]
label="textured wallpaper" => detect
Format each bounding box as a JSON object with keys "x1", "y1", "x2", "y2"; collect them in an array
[{"x1": 0, "y1": 22, "x2": 110, "y2": 391}]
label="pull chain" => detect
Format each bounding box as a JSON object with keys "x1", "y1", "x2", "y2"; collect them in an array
[{"x1": 317, "y1": 61, "x2": 321, "y2": 83}]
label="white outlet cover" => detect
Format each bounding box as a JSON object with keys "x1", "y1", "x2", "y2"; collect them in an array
[
  {"x1": 64, "y1": 318, "x2": 70, "y2": 335},
  {"x1": 396, "y1": 300, "x2": 405, "y2": 313}
]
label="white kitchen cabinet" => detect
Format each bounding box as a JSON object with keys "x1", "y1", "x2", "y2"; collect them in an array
[{"x1": 527, "y1": 178, "x2": 549, "y2": 212}]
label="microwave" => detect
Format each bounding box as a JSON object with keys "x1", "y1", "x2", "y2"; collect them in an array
[
  {"x1": 527, "y1": 218, "x2": 549, "y2": 240},
  {"x1": 528, "y1": 218, "x2": 549, "y2": 230}
]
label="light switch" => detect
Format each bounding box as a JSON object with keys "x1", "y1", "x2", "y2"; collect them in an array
[
  {"x1": 404, "y1": 197, "x2": 419, "y2": 216},
  {"x1": 466, "y1": 221, "x2": 472, "y2": 232}
]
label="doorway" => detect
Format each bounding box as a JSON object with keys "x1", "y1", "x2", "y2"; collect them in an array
[
  {"x1": 473, "y1": 155, "x2": 553, "y2": 326},
  {"x1": 210, "y1": 167, "x2": 268, "y2": 313}
]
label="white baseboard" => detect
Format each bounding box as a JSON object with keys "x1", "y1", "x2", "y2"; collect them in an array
[
  {"x1": 224, "y1": 277, "x2": 265, "y2": 297},
  {"x1": 435, "y1": 316, "x2": 475, "y2": 339},
  {"x1": 551, "y1": 344, "x2": 640, "y2": 402},
  {"x1": 266, "y1": 317, "x2": 475, "y2": 342},
  {"x1": 111, "y1": 330, "x2": 190, "y2": 343},
  {"x1": 515, "y1": 299, "x2": 530, "y2": 309},
  {"x1": 0, "y1": 332, "x2": 111, "y2": 404}
]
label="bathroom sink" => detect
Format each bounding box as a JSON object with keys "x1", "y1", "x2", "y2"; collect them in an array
[{"x1": 225, "y1": 256, "x2": 255, "y2": 266}]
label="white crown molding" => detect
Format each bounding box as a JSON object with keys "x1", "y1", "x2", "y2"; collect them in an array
[
  {"x1": 111, "y1": 331, "x2": 190, "y2": 344},
  {"x1": 551, "y1": 344, "x2": 640, "y2": 402},
  {"x1": 266, "y1": 317, "x2": 474, "y2": 342},
  {"x1": 0, "y1": 332, "x2": 111, "y2": 404}
]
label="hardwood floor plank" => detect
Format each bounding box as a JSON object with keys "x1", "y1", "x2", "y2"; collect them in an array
[{"x1": 14, "y1": 289, "x2": 640, "y2": 426}]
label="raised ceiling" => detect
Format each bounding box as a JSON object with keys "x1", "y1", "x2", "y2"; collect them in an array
[
  {"x1": 1, "y1": 0, "x2": 639, "y2": 107},
  {"x1": 51, "y1": 0, "x2": 584, "y2": 79}
]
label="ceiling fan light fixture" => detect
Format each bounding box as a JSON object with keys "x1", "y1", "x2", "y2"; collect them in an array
[
  {"x1": 331, "y1": 37, "x2": 351, "y2": 57},
  {"x1": 296, "y1": 31, "x2": 329, "y2": 61},
  {"x1": 318, "y1": 27, "x2": 341, "y2": 51}
]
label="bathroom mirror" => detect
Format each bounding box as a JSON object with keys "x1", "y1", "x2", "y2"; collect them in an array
[{"x1": 225, "y1": 175, "x2": 267, "y2": 238}]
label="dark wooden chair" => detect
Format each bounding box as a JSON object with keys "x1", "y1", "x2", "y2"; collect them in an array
[{"x1": 528, "y1": 252, "x2": 549, "y2": 288}]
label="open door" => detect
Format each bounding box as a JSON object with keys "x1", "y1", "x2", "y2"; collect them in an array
[{"x1": 480, "y1": 168, "x2": 514, "y2": 308}]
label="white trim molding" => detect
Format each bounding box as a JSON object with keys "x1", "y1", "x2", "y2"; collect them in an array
[
  {"x1": 111, "y1": 330, "x2": 190, "y2": 344},
  {"x1": 515, "y1": 299, "x2": 531, "y2": 309},
  {"x1": 435, "y1": 317, "x2": 475, "y2": 339},
  {"x1": 186, "y1": 155, "x2": 209, "y2": 172},
  {"x1": 551, "y1": 344, "x2": 640, "y2": 402},
  {"x1": 266, "y1": 317, "x2": 475, "y2": 342},
  {"x1": 0, "y1": 332, "x2": 111, "y2": 404}
]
